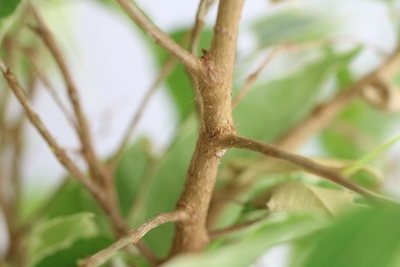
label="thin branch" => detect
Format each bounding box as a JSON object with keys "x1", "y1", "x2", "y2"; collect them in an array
[
  {"x1": 232, "y1": 47, "x2": 283, "y2": 107},
  {"x1": 0, "y1": 60, "x2": 102, "y2": 202},
  {"x1": 79, "y1": 211, "x2": 188, "y2": 267},
  {"x1": 115, "y1": 0, "x2": 201, "y2": 74},
  {"x1": 25, "y1": 50, "x2": 77, "y2": 128},
  {"x1": 223, "y1": 135, "x2": 377, "y2": 199},
  {"x1": 30, "y1": 8, "x2": 104, "y2": 183},
  {"x1": 275, "y1": 45, "x2": 400, "y2": 150}
]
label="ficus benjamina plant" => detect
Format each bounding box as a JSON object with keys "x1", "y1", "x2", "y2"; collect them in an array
[{"x1": 1, "y1": 0, "x2": 400, "y2": 267}]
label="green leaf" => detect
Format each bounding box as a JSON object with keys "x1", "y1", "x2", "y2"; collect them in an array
[
  {"x1": 299, "y1": 204, "x2": 400, "y2": 267},
  {"x1": 343, "y1": 134, "x2": 400, "y2": 176},
  {"x1": 28, "y1": 212, "x2": 100, "y2": 266},
  {"x1": 34, "y1": 236, "x2": 112, "y2": 267},
  {"x1": 234, "y1": 49, "x2": 359, "y2": 142},
  {"x1": 138, "y1": 118, "x2": 197, "y2": 257},
  {"x1": 320, "y1": 100, "x2": 398, "y2": 159},
  {"x1": 252, "y1": 8, "x2": 333, "y2": 47},
  {"x1": 115, "y1": 138, "x2": 153, "y2": 218},
  {"x1": 162, "y1": 214, "x2": 325, "y2": 267},
  {"x1": 266, "y1": 181, "x2": 356, "y2": 216},
  {"x1": 0, "y1": 0, "x2": 21, "y2": 19}
]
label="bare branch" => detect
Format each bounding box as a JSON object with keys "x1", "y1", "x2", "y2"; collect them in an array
[
  {"x1": 115, "y1": 0, "x2": 201, "y2": 74},
  {"x1": 0, "y1": 60, "x2": 102, "y2": 200},
  {"x1": 79, "y1": 211, "x2": 188, "y2": 267},
  {"x1": 223, "y1": 135, "x2": 377, "y2": 199}
]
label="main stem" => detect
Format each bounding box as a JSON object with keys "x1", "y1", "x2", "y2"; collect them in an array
[{"x1": 171, "y1": 0, "x2": 244, "y2": 254}]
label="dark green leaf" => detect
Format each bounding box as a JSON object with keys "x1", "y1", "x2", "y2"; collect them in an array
[
  {"x1": 115, "y1": 138, "x2": 153, "y2": 218},
  {"x1": 0, "y1": 0, "x2": 21, "y2": 19}
]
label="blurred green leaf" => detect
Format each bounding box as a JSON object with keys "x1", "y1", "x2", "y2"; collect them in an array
[
  {"x1": 321, "y1": 100, "x2": 398, "y2": 159},
  {"x1": 139, "y1": 119, "x2": 197, "y2": 257},
  {"x1": 34, "y1": 236, "x2": 112, "y2": 267},
  {"x1": 152, "y1": 28, "x2": 212, "y2": 121},
  {"x1": 162, "y1": 213, "x2": 325, "y2": 267},
  {"x1": 299, "y1": 204, "x2": 400, "y2": 267},
  {"x1": 234, "y1": 49, "x2": 360, "y2": 142},
  {"x1": 28, "y1": 212, "x2": 99, "y2": 266},
  {"x1": 266, "y1": 181, "x2": 356, "y2": 216},
  {"x1": 252, "y1": 8, "x2": 333, "y2": 47},
  {"x1": 343, "y1": 134, "x2": 400, "y2": 176},
  {"x1": 115, "y1": 138, "x2": 153, "y2": 218}
]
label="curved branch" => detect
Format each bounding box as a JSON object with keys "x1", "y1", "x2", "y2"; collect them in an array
[{"x1": 79, "y1": 211, "x2": 188, "y2": 267}]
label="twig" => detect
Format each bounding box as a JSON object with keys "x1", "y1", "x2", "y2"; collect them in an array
[
  {"x1": 0, "y1": 60, "x2": 102, "y2": 203},
  {"x1": 25, "y1": 50, "x2": 77, "y2": 128},
  {"x1": 79, "y1": 211, "x2": 188, "y2": 267},
  {"x1": 223, "y1": 135, "x2": 376, "y2": 198},
  {"x1": 115, "y1": 0, "x2": 201, "y2": 74},
  {"x1": 232, "y1": 47, "x2": 283, "y2": 107},
  {"x1": 30, "y1": 8, "x2": 105, "y2": 184}
]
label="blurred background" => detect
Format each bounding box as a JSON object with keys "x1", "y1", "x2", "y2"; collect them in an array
[{"x1": 1, "y1": 0, "x2": 400, "y2": 266}]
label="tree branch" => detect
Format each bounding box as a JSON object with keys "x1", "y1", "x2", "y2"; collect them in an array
[
  {"x1": 170, "y1": 0, "x2": 244, "y2": 255},
  {"x1": 0, "y1": 60, "x2": 102, "y2": 203},
  {"x1": 223, "y1": 135, "x2": 377, "y2": 198},
  {"x1": 115, "y1": 0, "x2": 201, "y2": 74},
  {"x1": 79, "y1": 211, "x2": 187, "y2": 267}
]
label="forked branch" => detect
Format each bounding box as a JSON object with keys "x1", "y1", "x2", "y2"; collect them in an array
[{"x1": 115, "y1": 0, "x2": 201, "y2": 74}]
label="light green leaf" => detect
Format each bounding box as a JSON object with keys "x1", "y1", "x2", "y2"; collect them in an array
[
  {"x1": 162, "y1": 214, "x2": 325, "y2": 267},
  {"x1": 115, "y1": 137, "x2": 153, "y2": 218},
  {"x1": 252, "y1": 8, "x2": 333, "y2": 47},
  {"x1": 266, "y1": 181, "x2": 356, "y2": 216},
  {"x1": 34, "y1": 236, "x2": 111, "y2": 267},
  {"x1": 28, "y1": 212, "x2": 99, "y2": 266},
  {"x1": 234, "y1": 49, "x2": 360, "y2": 142},
  {"x1": 343, "y1": 134, "x2": 400, "y2": 176},
  {"x1": 299, "y1": 204, "x2": 400, "y2": 267},
  {"x1": 321, "y1": 100, "x2": 398, "y2": 159}
]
